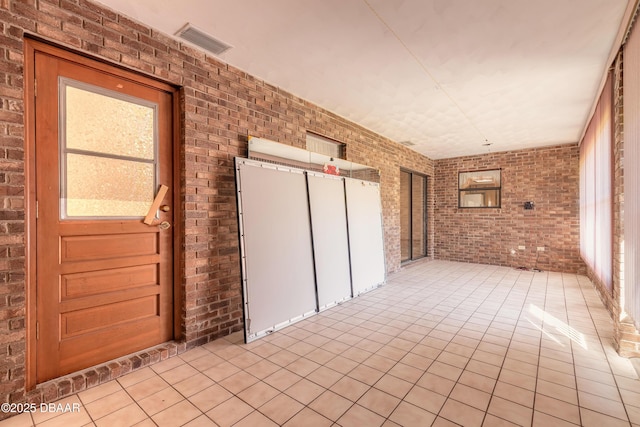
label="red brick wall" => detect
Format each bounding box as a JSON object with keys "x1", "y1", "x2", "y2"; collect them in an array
[
  {"x1": 434, "y1": 145, "x2": 585, "y2": 273},
  {"x1": 0, "y1": 0, "x2": 433, "y2": 408}
]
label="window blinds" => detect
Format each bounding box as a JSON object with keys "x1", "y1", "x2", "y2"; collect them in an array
[
  {"x1": 579, "y1": 72, "x2": 613, "y2": 293},
  {"x1": 624, "y1": 21, "x2": 640, "y2": 329}
]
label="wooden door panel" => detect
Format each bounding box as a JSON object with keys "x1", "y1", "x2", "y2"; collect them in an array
[
  {"x1": 60, "y1": 233, "x2": 159, "y2": 262},
  {"x1": 58, "y1": 255, "x2": 161, "y2": 275},
  {"x1": 58, "y1": 221, "x2": 165, "y2": 234},
  {"x1": 61, "y1": 295, "x2": 159, "y2": 338},
  {"x1": 32, "y1": 43, "x2": 176, "y2": 383},
  {"x1": 61, "y1": 265, "x2": 158, "y2": 299},
  {"x1": 59, "y1": 285, "x2": 160, "y2": 313},
  {"x1": 59, "y1": 317, "x2": 161, "y2": 374}
]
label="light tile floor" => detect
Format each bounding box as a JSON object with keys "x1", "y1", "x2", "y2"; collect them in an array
[{"x1": 3, "y1": 260, "x2": 640, "y2": 427}]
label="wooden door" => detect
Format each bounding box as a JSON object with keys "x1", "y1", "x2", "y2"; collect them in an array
[{"x1": 32, "y1": 44, "x2": 175, "y2": 383}]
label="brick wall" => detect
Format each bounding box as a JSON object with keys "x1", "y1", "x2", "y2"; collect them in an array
[
  {"x1": 434, "y1": 145, "x2": 585, "y2": 273},
  {"x1": 0, "y1": 0, "x2": 433, "y2": 409}
]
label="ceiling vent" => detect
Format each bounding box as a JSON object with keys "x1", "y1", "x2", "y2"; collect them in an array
[
  {"x1": 398, "y1": 140, "x2": 415, "y2": 147},
  {"x1": 175, "y1": 24, "x2": 232, "y2": 56}
]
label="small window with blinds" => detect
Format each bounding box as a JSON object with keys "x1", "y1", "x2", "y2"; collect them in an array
[
  {"x1": 458, "y1": 169, "x2": 501, "y2": 208},
  {"x1": 306, "y1": 132, "x2": 346, "y2": 159}
]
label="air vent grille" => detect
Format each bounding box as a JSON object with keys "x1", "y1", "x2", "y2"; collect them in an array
[
  {"x1": 175, "y1": 24, "x2": 232, "y2": 56},
  {"x1": 399, "y1": 140, "x2": 415, "y2": 146}
]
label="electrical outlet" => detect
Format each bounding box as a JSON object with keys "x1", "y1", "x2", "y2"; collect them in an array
[
  {"x1": 537, "y1": 246, "x2": 545, "y2": 251},
  {"x1": 518, "y1": 245, "x2": 525, "y2": 250}
]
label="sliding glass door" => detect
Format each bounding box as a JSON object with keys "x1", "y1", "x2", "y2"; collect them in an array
[{"x1": 401, "y1": 170, "x2": 427, "y2": 262}]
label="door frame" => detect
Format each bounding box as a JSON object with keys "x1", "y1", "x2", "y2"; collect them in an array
[
  {"x1": 400, "y1": 168, "x2": 429, "y2": 263},
  {"x1": 24, "y1": 38, "x2": 183, "y2": 389}
]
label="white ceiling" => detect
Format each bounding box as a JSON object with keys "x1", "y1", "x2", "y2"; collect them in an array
[{"x1": 95, "y1": 0, "x2": 631, "y2": 159}]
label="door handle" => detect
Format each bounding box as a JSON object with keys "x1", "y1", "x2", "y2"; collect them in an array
[{"x1": 144, "y1": 184, "x2": 169, "y2": 225}]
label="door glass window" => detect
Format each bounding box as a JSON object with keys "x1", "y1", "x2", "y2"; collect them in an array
[
  {"x1": 60, "y1": 79, "x2": 158, "y2": 218},
  {"x1": 400, "y1": 170, "x2": 428, "y2": 262},
  {"x1": 400, "y1": 171, "x2": 411, "y2": 260},
  {"x1": 412, "y1": 174, "x2": 426, "y2": 257}
]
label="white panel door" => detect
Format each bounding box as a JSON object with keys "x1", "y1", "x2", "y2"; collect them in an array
[
  {"x1": 236, "y1": 160, "x2": 317, "y2": 340},
  {"x1": 307, "y1": 174, "x2": 352, "y2": 309},
  {"x1": 345, "y1": 179, "x2": 386, "y2": 294}
]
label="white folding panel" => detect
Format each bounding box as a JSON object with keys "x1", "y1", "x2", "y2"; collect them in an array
[
  {"x1": 345, "y1": 178, "x2": 386, "y2": 294},
  {"x1": 236, "y1": 159, "x2": 317, "y2": 341},
  {"x1": 307, "y1": 173, "x2": 352, "y2": 310}
]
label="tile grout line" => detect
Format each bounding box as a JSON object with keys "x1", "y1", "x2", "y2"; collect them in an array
[
  {"x1": 565, "y1": 272, "x2": 586, "y2": 427},
  {"x1": 527, "y1": 269, "x2": 547, "y2": 427},
  {"x1": 11, "y1": 260, "x2": 639, "y2": 427},
  {"x1": 430, "y1": 265, "x2": 519, "y2": 425},
  {"x1": 534, "y1": 270, "x2": 575, "y2": 426},
  {"x1": 571, "y1": 272, "x2": 633, "y2": 426},
  {"x1": 475, "y1": 268, "x2": 540, "y2": 427}
]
